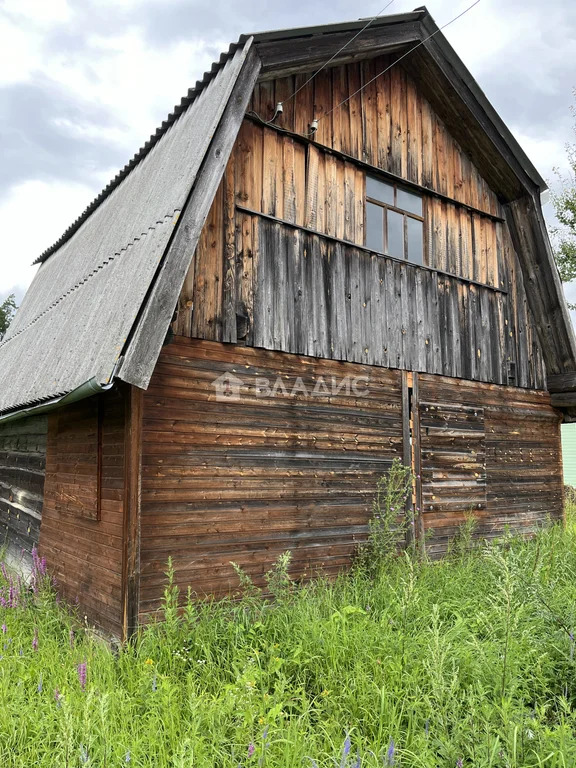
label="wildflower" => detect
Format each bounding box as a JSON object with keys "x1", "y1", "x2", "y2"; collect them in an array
[
  {"x1": 259, "y1": 717, "x2": 265, "y2": 725},
  {"x1": 353, "y1": 753, "x2": 361, "y2": 768},
  {"x1": 32, "y1": 628, "x2": 38, "y2": 652},
  {"x1": 69, "y1": 629, "x2": 75, "y2": 649},
  {"x1": 54, "y1": 689, "x2": 61, "y2": 707},
  {"x1": 78, "y1": 661, "x2": 87, "y2": 691},
  {"x1": 248, "y1": 743, "x2": 255, "y2": 757},
  {"x1": 456, "y1": 760, "x2": 463, "y2": 768},
  {"x1": 340, "y1": 733, "x2": 351, "y2": 768},
  {"x1": 144, "y1": 658, "x2": 154, "y2": 666},
  {"x1": 37, "y1": 675, "x2": 43, "y2": 693},
  {"x1": 321, "y1": 689, "x2": 330, "y2": 697},
  {"x1": 1, "y1": 624, "x2": 6, "y2": 634},
  {"x1": 125, "y1": 751, "x2": 131, "y2": 763},
  {"x1": 80, "y1": 745, "x2": 89, "y2": 764},
  {"x1": 385, "y1": 738, "x2": 395, "y2": 767}
]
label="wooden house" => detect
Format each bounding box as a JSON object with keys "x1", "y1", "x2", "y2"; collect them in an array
[{"x1": 1, "y1": 9, "x2": 576, "y2": 638}]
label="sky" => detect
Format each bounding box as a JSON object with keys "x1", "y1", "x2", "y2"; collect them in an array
[{"x1": 1, "y1": 0, "x2": 575, "y2": 312}]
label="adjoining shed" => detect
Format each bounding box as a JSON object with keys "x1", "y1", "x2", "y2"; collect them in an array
[{"x1": 0, "y1": 8, "x2": 575, "y2": 638}]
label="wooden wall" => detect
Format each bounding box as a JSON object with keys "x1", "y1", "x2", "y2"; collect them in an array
[
  {"x1": 175, "y1": 57, "x2": 546, "y2": 390},
  {"x1": 139, "y1": 339, "x2": 562, "y2": 615},
  {"x1": 417, "y1": 374, "x2": 563, "y2": 556},
  {"x1": 139, "y1": 337, "x2": 403, "y2": 619},
  {"x1": 40, "y1": 391, "x2": 126, "y2": 634},
  {"x1": 0, "y1": 416, "x2": 46, "y2": 563}
]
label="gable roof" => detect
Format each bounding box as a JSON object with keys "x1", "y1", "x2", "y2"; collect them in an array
[{"x1": 1, "y1": 7, "x2": 574, "y2": 422}]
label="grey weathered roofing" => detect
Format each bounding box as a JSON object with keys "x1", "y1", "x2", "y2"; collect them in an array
[
  {"x1": 1, "y1": 7, "x2": 574, "y2": 421},
  {"x1": 0, "y1": 40, "x2": 254, "y2": 416}
]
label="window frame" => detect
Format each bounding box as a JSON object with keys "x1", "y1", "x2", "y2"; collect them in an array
[{"x1": 365, "y1": 176, "x2": 426, "y2": 265}]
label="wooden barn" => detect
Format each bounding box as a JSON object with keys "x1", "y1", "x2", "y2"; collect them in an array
[{"x1": 1, "y1": 8, "x2": 576, "y2": 638}]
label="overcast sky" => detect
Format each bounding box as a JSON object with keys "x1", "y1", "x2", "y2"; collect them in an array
[{"x1": 1, "y1": 0, "x2": 575, "y2": 312}]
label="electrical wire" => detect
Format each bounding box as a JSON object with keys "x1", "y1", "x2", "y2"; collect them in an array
[
  {"x1": 317, "y1": 0, "x2": 481, "y2": 127},
  {"x1": 249, "y1": 1, "x2": 398, "y2": 126},
  {"x1": 283, "y1": 0, "x2": 397, "y2": 105}
]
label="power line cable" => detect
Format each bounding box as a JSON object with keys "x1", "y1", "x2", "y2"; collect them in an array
[
  {"x1": 315, "y1": 0, "x2": 481, "y2": 128},
  {"x1": 250, "y1": 1, "x2": 397, "y2": 125},
  {"x1": 285, "y1": 0, "x2": 397, "y2": 104}
]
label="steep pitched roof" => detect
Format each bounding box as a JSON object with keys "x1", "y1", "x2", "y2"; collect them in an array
[
  {"x1": 0, "y1": 7, "x2": 574, "y2": 421},
  {"x1": 0, "y1": 39, "x2": 259, "y2": 418}
]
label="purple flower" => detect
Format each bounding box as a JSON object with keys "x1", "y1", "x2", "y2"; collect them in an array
[
  {"x1": 54, "y1": 688, "x2": 61, "y2": 707},
  {"x1": 1, "y1": 624, "x2": 6, "y2": 634},
  {"x1": 125, "y1": 751, "x2": 131, "y2": 763},
  {"x1": 77, "y1": 661, "x2": 87, "y2": 691},
  {"x1": 69, "y1": 629, "x2": 75, "y2": 649},
  {"x1": 385, "y1": 738, "x2": 395, "y2": 767},
  {"x1": 32, "y1": 628, "x2": 38, "y2": 652},
  {"x1": 456, "y1": 760, "x2": 463, "y2": 768},
  {"x1": 340, "y1": 733, "x2": 351, "y2": 768},
  {"x1": 352, "y1": 752, "x2": 362, "y2": 768},
  {"x1": 248, "y1": 743, "x2": 255, "y2": 757}
]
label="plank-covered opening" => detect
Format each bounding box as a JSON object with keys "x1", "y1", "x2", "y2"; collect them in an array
[{"x1": 47, "y1": 400, "x2": 102, "y2": 521}]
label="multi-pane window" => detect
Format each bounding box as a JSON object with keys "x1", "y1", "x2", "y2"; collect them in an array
[{"x1": 365, "y1": 176, "x2": 424, "y2": 265}]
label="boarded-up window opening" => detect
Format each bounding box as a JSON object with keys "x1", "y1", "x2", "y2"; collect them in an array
[
  {"x1": 418, "y1": 401, "x2": 487, "y2": 521},
  {"x1": 51, "y1": 398, "x2": 102, "y2": 521}
]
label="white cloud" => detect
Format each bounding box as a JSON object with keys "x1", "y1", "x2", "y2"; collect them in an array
[{"x1": 0, "y1": 179, "x2": 98, "y2": 295}]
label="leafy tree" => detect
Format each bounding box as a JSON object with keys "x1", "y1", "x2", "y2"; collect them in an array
[
  {"x1": 0, "y1": 294, "x2": 17, "y2": 339},
  {"x1": 551, "y1": 102, "x2": 576, "y2": 297}
]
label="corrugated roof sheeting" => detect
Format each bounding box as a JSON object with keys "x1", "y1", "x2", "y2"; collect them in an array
[{"x1": 0, "y1": 42, "x2": 251, "y2": 416}]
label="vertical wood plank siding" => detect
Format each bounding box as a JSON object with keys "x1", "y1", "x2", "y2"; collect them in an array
[
  {"x1": 178, "y1": 57, "x2": 546, "y2": 389},
  {"x1": 0, "y1": 416, "x2": 47, "y2": 560},
  {"x1": 139, "y1": 337, "x2": 403, "y2": 619},
  {"x1": 40, "y1": 391, "x2": 126, "y2": 634},
  {"x1": 417, "y1": 374, "x2": 563, "y2": 556}
]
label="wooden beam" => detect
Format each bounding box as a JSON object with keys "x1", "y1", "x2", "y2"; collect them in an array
[
  {"x1": 244, "y1": 114, "x2": 505, "y2": 223},
  {"x1": 255, "y1": 22, "x2": 422, "y2": 78},
  {"x1": 547, "y1": 372, "x2": 576, "y2": 393},
  {"x1": 505, "y1": 194, "x2": 576, "y2": 376},
  {"x1": 401, "y1": 371, "x2": 414, "y2": 548},
  {"x1": 237, "y1": 204, "x2": 508, "y2": 294},
  {"x1": 122, "y1": 384, "x2": 143, "y2": 641},
  {"x1": 551, "y1": 393, "x2": 576, "y2": 408}
]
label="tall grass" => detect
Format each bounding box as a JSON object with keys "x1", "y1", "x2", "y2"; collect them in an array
[{"x1": 1, "y1": 506, "x2": 576, "y2": 766}]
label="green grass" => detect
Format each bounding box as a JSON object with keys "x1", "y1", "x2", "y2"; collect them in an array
[{"x1": 2, "y1": 510, "x2": 576, "y2": 767}]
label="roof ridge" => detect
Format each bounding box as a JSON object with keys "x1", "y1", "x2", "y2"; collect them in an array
[
  {"x1": 34, "y1": 43, "x2": 242, "y2": 266},
  {"x1": 5, "y1": 213, "x2": 177, "y2": 346}
]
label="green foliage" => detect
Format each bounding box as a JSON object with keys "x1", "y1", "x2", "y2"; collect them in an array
[
  {"x1": 2, "y1": 506, "x2": 576, "y2": 766},
  {"x1": 358, "y1": 458, "x2": 414, "y2": 573},
  {"x1": 0, "y1": 294, "x2": 17, "y2": 338},
  {"x1": 551, "y1": 108, "x2": 576, "y2": 302}
]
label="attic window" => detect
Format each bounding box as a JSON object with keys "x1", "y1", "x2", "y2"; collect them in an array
[{"x1": 365, "y1": 176, "x2": 424, "y2": 265}]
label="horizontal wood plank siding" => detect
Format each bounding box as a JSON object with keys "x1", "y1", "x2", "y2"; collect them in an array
[
  {"x1": 139, "y1": 337, "x2": 403, "y2": 618},
  {"x1": 0, "y1": 416, "x2": 47, "y2": 561},
  {"x1": 417, "y1": 374, "x2": 563, "y2": 556},
  {"x1": 40, "y1": 391, "x2": 126, "y2": 634}
]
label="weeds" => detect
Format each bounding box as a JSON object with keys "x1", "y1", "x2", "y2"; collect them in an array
[{"x1": 1, "y1": 511, "x2": 576, "y2": 765}]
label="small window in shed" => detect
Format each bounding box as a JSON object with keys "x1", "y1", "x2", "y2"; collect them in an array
[{"x1": 365, "y1": 175, "x2": 424, "y2": 265}]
